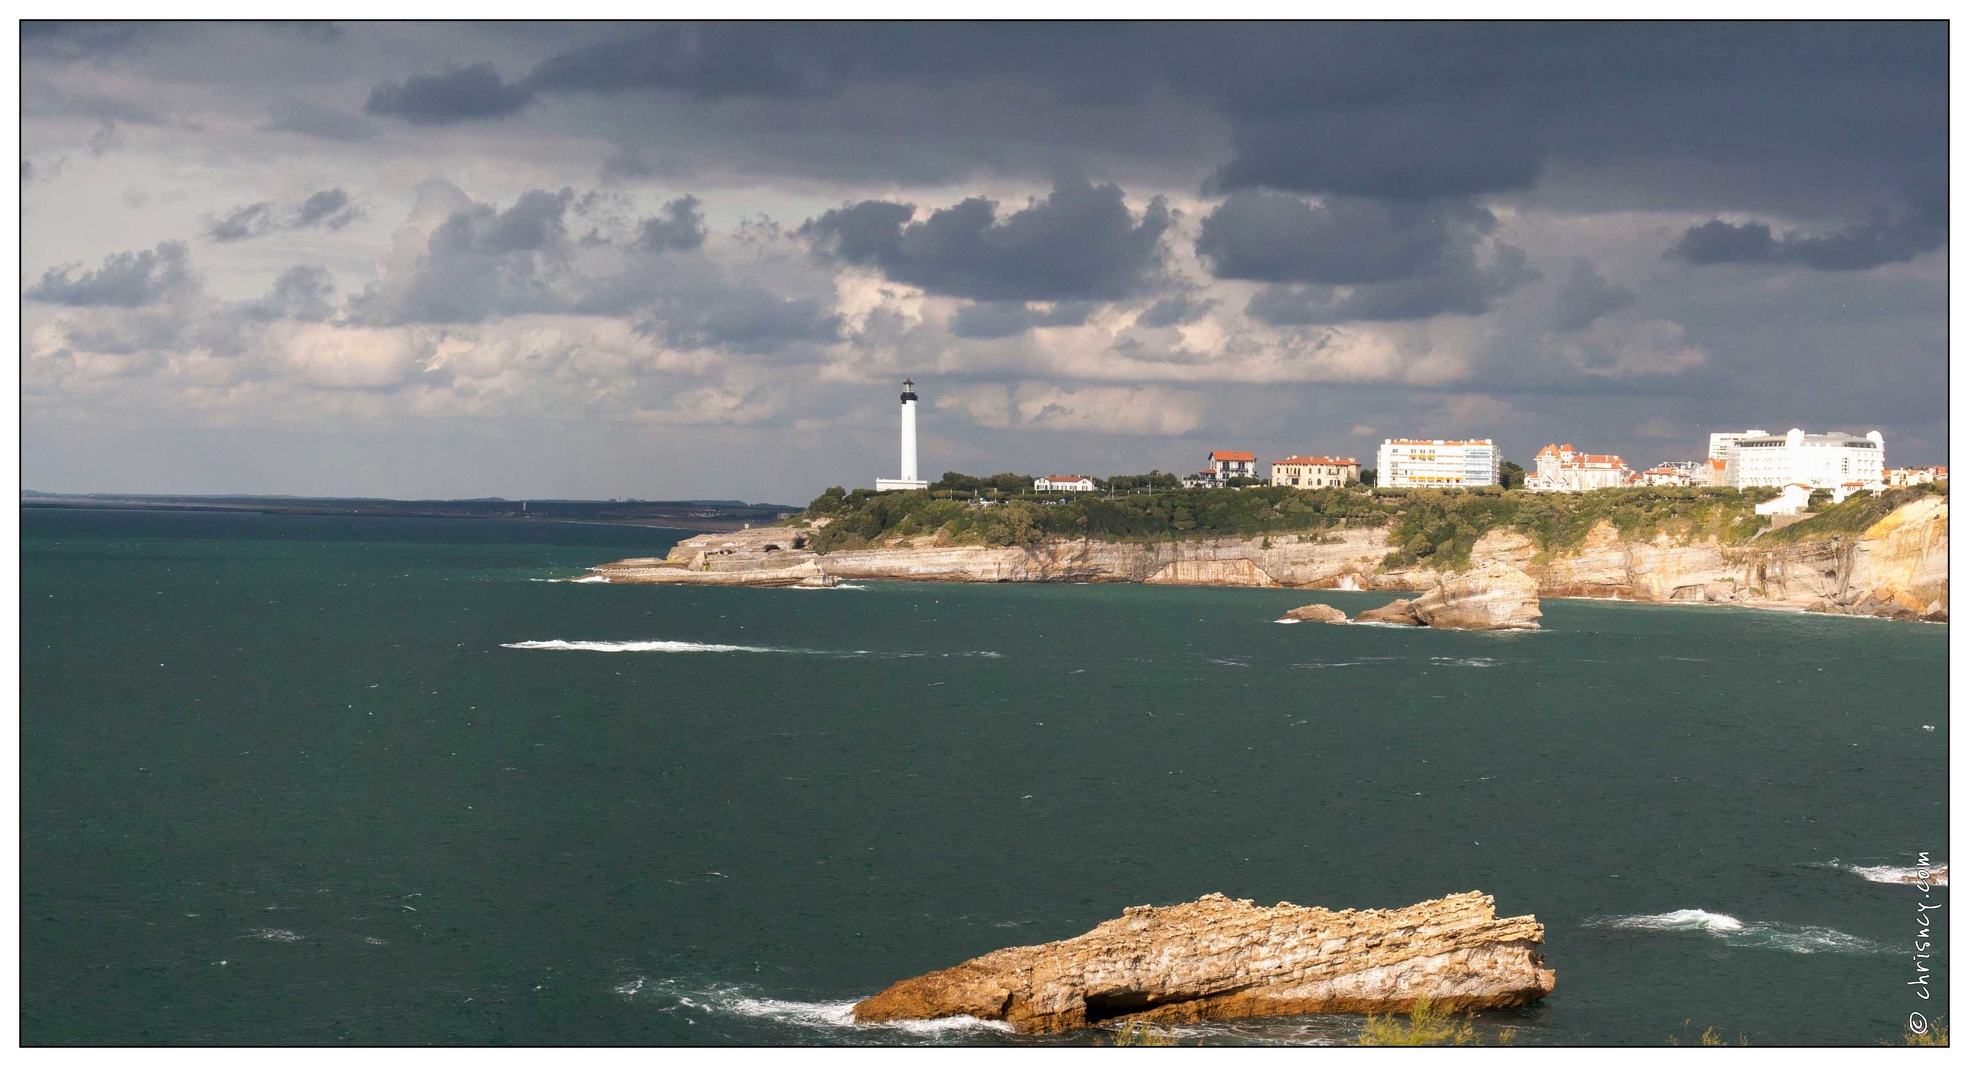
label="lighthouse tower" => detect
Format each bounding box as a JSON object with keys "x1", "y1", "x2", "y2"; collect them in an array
[{"x1": 875, "y1": 378, "x2": 929, "y2": 491}]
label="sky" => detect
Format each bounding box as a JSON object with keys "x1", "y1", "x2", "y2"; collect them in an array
[{"x1": 20, "y1": 22, "x2": 1948, "y2": 504}]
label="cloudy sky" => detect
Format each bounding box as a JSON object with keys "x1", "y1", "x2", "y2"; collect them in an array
[{"x1": 22, "y1": 22, "x2": 1947, "y2": 503}]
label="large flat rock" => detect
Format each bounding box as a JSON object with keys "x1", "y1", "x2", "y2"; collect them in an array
[{"x1": 852, "y1": 891, "x2": 1555, "y2": 1033}]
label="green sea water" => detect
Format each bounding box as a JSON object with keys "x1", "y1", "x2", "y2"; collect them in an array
[{"x1": 21, "y1": 508, "x2": 1949, "y2": 1046}]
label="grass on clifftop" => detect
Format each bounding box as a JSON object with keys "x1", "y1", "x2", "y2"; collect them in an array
[
  {"x1": 795, "y1": 475, "x2": 1778, "y2": 569},
  {"x1": 1758, "y1": 481, "x2": 1946, "y2": 544}
]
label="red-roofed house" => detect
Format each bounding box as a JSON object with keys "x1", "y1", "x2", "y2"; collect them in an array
[
  {"x1": 1526, "y1": 443, "x2": 1633, "y2": 492},
  {"x1": 1270, "y1": 456, "x2": 1361, "y2": 488},
  {"x1": 1033, "y1": 475, "x2": 1097, "y2": 493},
  {"x1": 1208, "y1": 450, "x2": 1258, "y2": 483}
]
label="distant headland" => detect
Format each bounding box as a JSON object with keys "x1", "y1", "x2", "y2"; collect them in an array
[{"x1": 18, "y1": 492, "x2": 799, "y2": 533}]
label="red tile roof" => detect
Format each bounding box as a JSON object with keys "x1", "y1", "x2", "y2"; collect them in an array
[
  {"x1": 1274, "y1": 456, "x2": 1360, "y2": 466},
  {"x1": 1210, "y1": 451, "x2": 1256, "y2": 462}
]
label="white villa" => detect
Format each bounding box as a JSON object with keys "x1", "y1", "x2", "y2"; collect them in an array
[
  {"x1": 1033, "y1": 475, "x2": 1097, "y2": 493},
  {"x1": 1375, "y1": 439, "x2": 1502, "y2": 489}
]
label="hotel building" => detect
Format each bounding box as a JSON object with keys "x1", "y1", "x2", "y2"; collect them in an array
[{"x1": 1374, "y1": 439, "x2": 1502, "y2": 489}]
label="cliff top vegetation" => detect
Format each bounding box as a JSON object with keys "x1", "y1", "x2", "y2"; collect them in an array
[{"x1": 796, "y1": 474, "x2": 1794, "y2": 569}]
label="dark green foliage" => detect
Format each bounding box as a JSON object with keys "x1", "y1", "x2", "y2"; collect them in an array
[
  {"x1": 1501, "y1": 461, "x2": 1526, "y2": 490},
  {"x1": 929, "y1": 471, "x2": 1039, "y2": 496},
  {"x1": 1106, "y1": 471, "x2": 1182, "y2": 492},
  {"x1": 800, "y1": 477, "x2": 1806, "y2": 561}
]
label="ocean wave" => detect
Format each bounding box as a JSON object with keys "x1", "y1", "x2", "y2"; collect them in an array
[
  {"x1": 623, "y1": 978, "x2": 1013, "y2": 1036},
  {"x1": 1431, "y1": 656, "x2": 1502, "y2": 668},
  {"x1": 502, "y1": 639, "x2": 789, "y2": 654},
  {"x1": 1273, "y1": 618, "x2": 1301, "y2": 624},
  {"x1": 246, "y1": 928, "x2": 304, "y2": 942},
  {"x1": 1291, "y1": 661, "x2": 1362, "y2": 670},
  {"x1": 570, "y1": 575, "x2": 611, "y2": 583},
  {"x1": 786, "y1": 582, "x2": 868, "y2": 591},
  {"x1": 1587, "y1": 910, "x2": 1883, "y2": 954}
]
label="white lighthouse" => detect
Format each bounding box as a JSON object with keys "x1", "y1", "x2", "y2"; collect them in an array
[{"x1": 875, "y1": 378, "x2": 929, "y2": 491}]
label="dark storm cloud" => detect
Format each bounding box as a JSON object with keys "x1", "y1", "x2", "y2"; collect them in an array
[
  {"x1": 1551, "y1": 259, "x2": 1635, "y2": 332},
  {"x1": 1209, "y1": 106, "x2": 1545, "y2": 201},
  {"x1": 647, "y1": 282, "x2": 841, "y2": 354},
  {"x1": 351, "y1": 24, "x2": 1942, "y2": 215},
  {"x1": 1669, "y1": 188, "x2": 1947, "y2": 271},
  {"x1": 27, "y1": 240, "x2": 192, "y2": 306},
  {"x1": 949, "y1": 301, "x2": 1092, "y2": 339},
  {"x1": 638, "y1": 195, "x2": 707, "y2": 252},
  {"x1": 204, "y1": 189, "x2": 365, "y2": 242},
  {"x1": 241, "y1": 266, "x2": 337, "y2": 322},
  {"x1": 1196, "y1": 193, "x2": 1498, "y2": 285},
  {"x1": 802, "y1": 176, "x2": 1171, "y2": 301},
  {"x1": 1246, "y1": 245, "x2": 1537, "y2": 325},
  {"x1": 364, "y1": 63, "x2": 535, "y2": 124}
]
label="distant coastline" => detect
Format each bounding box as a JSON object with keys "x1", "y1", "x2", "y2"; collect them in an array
[{"x1": 19, "y1": 492, "x2": 798, "y2": 534}]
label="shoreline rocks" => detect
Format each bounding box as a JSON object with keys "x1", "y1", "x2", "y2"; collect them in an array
[
  {"x1": 852, "y1": 891, "x2": 1556, "y2": 1033},
  {"x1": 1279, "y1": 603, "x2": 1349, "y2": 624}
]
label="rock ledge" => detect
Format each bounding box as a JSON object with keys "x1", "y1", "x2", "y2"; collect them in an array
[{"x1": 852, "y1": 890, "x2": 1555, "y2": 1033}]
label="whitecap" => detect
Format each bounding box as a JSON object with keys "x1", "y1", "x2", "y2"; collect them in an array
[
  {"x1": 1587, "y1": 910, "x2": 1883, "y2": 954},
  {"x1": 1273, "y1": 618, "x2": 1301, "y2": 624},
  {"x1": 1594, "y1": 909, "x2": 1744, "y2": 933},
  {"x1": 502, "y1": 639, "x2": 786, "y2": 654},
  {"x1": 638, "y1": 979, "x2": 1013, "y2": 1035},
  {"x1": 571, "y1": 575, "x2": 610, "y2": 584},
  {"x1": 247, "y1": 928, "x2": 304, "y2": 942},
  {"x1": 1291, "y1": 661, "x2": 1363, "y2": 670},
  {"x1": 1431, "y1": 656, "x2": 1501, "y2": 668}
]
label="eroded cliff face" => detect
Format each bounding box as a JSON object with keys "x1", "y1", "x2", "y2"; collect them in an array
[
  {"x1": 590, "y1": 497, "x2": 1946, "y2": 621},
  {"x1": 851, "y1": 891, "x2": 1555, "y2": 1033}
]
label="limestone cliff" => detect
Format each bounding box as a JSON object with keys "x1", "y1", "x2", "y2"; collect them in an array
[
  {"x1": 851, "y1": 891, "x2": 1555, "y2": 1033},
  {"x1": 592, "y1": 496, "x2": 1946, "y2": 621}
]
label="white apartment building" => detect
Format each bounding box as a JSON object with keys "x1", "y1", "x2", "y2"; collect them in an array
[
  {"x1": 1374, "y1": 439, "x2": 1502, "y2": 489},
  {"x1": 1270, "y1": 456, "x2": 1361, "y2": 489},
  {"x1": 1525, "y1": 443, "x2": 1632, "y2": 492},
  {"x1": 1709, "y1": 429, "x2": 1770, "y2": 462},
  {"x1": 1033, "y1": 475, "x2": 1097, "y2": 493},
  {"x1": 1725, "y1": 428, "x2": 1886, "y2": 489}
]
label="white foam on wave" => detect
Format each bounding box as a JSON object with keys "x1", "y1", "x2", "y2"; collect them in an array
[
  {"x1": 1273, "y1": 618, "x2": 1301, "y2": 625},
  {"x1": 1291, "y1": 661, "x2": 1363, "y2": 670},
  {"x1": 1431, "y1": 656, "x2": 1502, "y2": 668},
  {"x1": 502, "y1": 639, "x2": 787, "y2": 654},
  {"x1": 1588, "y1": 910, "x2": 1883, "y2": 954},
  {"x1": 786, "y1": 582, "x2": 868, "y2": 591},
  {"x1": 1595, "y1": 909, "x2": 1744, "y2": 933},
  {"x1": 623, "y1": 978, "x2": 1013, "y2": 1036},
  {"x1": 571, "y1": 575, "x2": 610, "y2": 584},
  {"x1": 1847, "y1": 863, "x2": 1949, "y2": 887},
  {"x1": 247, "y1": 928, "x2": 304, "y2": 942}
]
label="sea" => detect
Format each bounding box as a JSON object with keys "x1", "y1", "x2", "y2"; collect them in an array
[{"x1": 20, "y1": 508, "x2": 1948, "y2": 1046}]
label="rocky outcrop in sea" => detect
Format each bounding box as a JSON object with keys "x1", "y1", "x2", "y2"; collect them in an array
[
  {"x1": 1350, "y1": 562, "x2": 1543, "y2": 630},
  {"x1": 851, "y1": 891, "x2": 1556, "y2": 1033}
]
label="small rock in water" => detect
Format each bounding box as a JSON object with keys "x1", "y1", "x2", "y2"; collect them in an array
[{"x1": 1279, "y1": 603, "x2": 1349, "y2": 624}]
